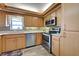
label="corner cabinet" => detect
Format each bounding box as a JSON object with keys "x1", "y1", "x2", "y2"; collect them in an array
[
  {"x1": 36, "y1": 33, "x2": 43, "y2": 45},
  {"x1": 2, "y1": 34, "x2": 26, "y2": 52},
  {"x1": 52, "y1": 35, "x2": 60, "y2": 56}
]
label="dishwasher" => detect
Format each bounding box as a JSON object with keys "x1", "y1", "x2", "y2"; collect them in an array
[{"x1": 26, "y1": 33, "x2": 36, "y2": 47}]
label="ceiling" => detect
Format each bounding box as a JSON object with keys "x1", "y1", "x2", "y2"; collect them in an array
[{"x1": 5, "y1": 3, "x2": 53, "y2": 13}]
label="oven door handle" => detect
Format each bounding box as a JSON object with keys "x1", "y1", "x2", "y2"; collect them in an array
[{"x1": 43, "y1": 34, "x2": 50, "y2": 36}]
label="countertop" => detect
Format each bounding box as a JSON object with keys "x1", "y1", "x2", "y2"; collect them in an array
[{"x1": 0, "y1": 30, "x2": 45, "y2": 35}]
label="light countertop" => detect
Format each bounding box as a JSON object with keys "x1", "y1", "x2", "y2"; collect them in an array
[{"x1": 0, "y1": 30, "x2": 45, "y2": 35}]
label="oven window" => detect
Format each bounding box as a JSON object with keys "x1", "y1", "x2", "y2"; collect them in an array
[{"x1": 43, "y1": 35, "x2": 49, "y2": 42}]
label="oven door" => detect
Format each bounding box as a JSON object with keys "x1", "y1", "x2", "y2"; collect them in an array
[
  {"x1": 42, "y1": 33, "x2": 51, "y2": 53},
  {"x1": 43, "y1": 33, "x2": 50, "y2": 42}
]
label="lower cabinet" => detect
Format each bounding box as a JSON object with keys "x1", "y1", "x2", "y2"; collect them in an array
[
  {"x1": 5, "y1": 38, "x2": 17, "y2": 52},
  {"x1": 1, "y1": 33, "x2": 42, "y2": 53},
  {"x1": 36, "y1": 33, "x2": 42, "y2": 45},
  {"x1": 0, "y1": 36, "x2": 2, "y2": 54},
  {"x1": 17, "y1": 36, "x2": 26, "y2": 49},
  {"x1": 52, "y1": 36, "x2": 60, "y2": 56},
  {"x1": 2, "y1": 34, "x2": 26, "y2": 52}
]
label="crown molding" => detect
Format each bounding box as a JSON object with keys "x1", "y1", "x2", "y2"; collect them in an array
[{"x1": 0, "y1": 3, "x2": 61, "y2": 18}]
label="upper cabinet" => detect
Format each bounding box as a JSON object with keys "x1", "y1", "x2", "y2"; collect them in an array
[
  {"x1": 55, "y1": 8, "x2": 62, "y2": 26},
  {"x1": 24, "y1": 15, "x2": 43, "y2": 27},
  {"x1": 44, "y1": 4, "x2": 62, "y2": 27},
  {"x1": 24, "y1": 16, "x2": 32, "y2": 27},
  {"x1": 0, "y1": 4, "x2": 6, "y2": 9},
  {"x1": 32, "y1": 17, "x2": 43, "y2": 27},
  {"x1": 0, "y1": 11, "x2": 6, "y2": 27}
]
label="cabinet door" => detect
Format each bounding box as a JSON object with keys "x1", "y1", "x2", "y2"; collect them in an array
[
  {"x1": 0, "y1": 36, "x2": 2, "y2": 54},
  {"x1": 32, "y1": 17, "x2": 43, "y2": 27},
  {"x1": 0, "y1": 4, "x2": 5, "y2": 9},
  {"x1": 52, "y1": 36, "x2": 60, "y2": 56},
  {"x1": 24, "y1": 16, "x2": 32, "y2": 27},
  {"x1": 37, "y1": 18, "x2": 43, "y2": 27},
  {"x1": 0, "y1": 11, "x2": 6, "y2": 27},
  {"x1": 5, "y1": 38, "x2": 17, "y2": 52},
  {"x1": 55, "y1": 8, "x2": 62, "y2": 26},
  {"x1": 17, "y1": 35, "x2": 26, "y2": 49},
  {"x1": 36, "y1": 33, "x2": 42, "y2": 45},
  {"x1": 62, "y1": 4, "x2": 79, "y2": 31},
  {"x1": 60, "y1": 32, "x2": 79, "y2": 56}
]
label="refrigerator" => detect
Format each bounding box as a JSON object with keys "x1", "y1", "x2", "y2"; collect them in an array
[{"x1": 60, "y1": 3, "x2": 79, "y2": 56}]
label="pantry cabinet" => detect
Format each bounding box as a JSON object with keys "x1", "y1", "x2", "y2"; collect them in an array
[
  {"x1": 52, "y1": 35, "x2": 60, "y2": 56},
  {"x1": 60, "y1": 32, "x2": 79, "y2": 56},
  {"x1": 36, "y1": 33, "x2": 43, "y2": 45}
]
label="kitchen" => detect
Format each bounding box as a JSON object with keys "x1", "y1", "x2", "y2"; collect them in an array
[{"x1": 0, "y1": 3, "x2": 79, "y2": 56}]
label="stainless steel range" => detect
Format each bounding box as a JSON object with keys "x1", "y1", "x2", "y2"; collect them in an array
[
  {"x1": 42, "y1": 33, "x2": 52, "y2": 53},
  {"x1": 42, "y1": 26, "x2": 61, "y2": 53}
]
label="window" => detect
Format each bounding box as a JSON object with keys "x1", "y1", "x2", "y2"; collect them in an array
[{"x1": 6, "y1": 15, "x2": 24, "y2": 30}]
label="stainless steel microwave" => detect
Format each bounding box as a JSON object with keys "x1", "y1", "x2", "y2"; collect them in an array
[{"x1": 45, "y1": 17, "x2": 57, "y2": 26}]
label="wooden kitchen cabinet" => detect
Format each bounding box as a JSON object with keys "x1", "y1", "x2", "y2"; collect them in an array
[
  {"x1": 55, "y1": 7, "x2": 62, "y2": 26},
  {"x1": 36, "y1": 33, "x2": 42, "y2": 45},
  {"x1": 24, "y1": 16, "x2": 43, "y2": 27},
  {"x1": 0, "y1": 36, "x2": 2, "y2": 54},
  {"x1": 16, "y1": 34, "x2": 26, "y2": 49},
  {"x1": 5, "y1": 37, "x2": 17, "y2": 52},
  {"x1": 0, "y1": 11, "x2": 6, "y2": 27},
  {"x1": 2, "y1": 34, "x2": 26, "y2": 52},
  {"x1": 60, "y1": 32, "x2": 79, "y2": 56},
  {"x1": 52, "y1": 36, "x2": 60, "y2": 56},
  {"x1": 24, "y1": 16, "x2": 32, "y2": 27},
  {"x1": 32, "y1": 17, "x2": 43, "y2": 27},
  {"x1": 0, "y1": 4, "x2": 6, "y2": 9},
  {"x1": 3, "y1": 35, "x2": 17, "y2": 52}
]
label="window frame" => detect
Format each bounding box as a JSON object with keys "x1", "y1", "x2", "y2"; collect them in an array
[{"x1": 6, "y1": 15, "x2": 24, "y2": 30}]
